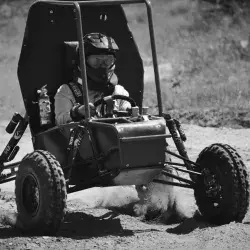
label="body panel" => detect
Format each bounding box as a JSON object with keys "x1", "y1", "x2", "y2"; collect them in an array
[{"x1": 34, "y1": 117, "x2": 167, "y2": 185}]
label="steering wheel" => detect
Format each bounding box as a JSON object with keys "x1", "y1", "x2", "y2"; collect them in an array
[{"x1": 94, "y1": 95, "x2": 137, "y2": 117}]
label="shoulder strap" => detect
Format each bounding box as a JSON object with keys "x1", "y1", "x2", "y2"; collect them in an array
[{"x1": 67, "y1": 81, "x2": 83, "y2": 104}]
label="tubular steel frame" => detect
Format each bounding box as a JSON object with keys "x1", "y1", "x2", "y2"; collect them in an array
[
  {"x1": 36, "y1": 0, "x2": 163, "y2": 118},
  {"x1": 0, "y1": 1, "x2": 202, "y2": 189}
]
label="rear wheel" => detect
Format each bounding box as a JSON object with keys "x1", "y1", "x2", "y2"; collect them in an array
[
  {"x1": 194, "y1": 143, "x2": 249, "y2": 224},
  {"x1": 15, "y1": 150, "x2": 67, "y2": 235}
]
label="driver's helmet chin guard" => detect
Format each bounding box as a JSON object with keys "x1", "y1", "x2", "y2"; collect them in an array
[{"x1": 77, "y1": 32, "x2": 119, "y2": 92}]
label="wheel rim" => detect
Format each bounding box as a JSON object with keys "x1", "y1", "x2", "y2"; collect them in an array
[{"x1": 22, "y1": 174, "x2": 40, "y2": 217}]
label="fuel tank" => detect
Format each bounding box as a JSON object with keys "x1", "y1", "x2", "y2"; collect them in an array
[{"x1": 89, "y1": 116, "x2": 170, "y2": 185}]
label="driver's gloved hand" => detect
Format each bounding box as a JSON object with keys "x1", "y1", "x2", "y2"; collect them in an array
[
  {"x1": 112, "y1": 85, "x2": 131, "y2": 111},
  {"x1": 70, "y1": 103, "x2": 96, "y2": 121},
  {"x1": 78, "y1": 103, "x2": 96, "y2": 117}
]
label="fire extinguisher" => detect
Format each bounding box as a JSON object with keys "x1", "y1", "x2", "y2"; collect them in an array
[{"x1": 37, "y1": 85, "x2": 52, "y2": 127}]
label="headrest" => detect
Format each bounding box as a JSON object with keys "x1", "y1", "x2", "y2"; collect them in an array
[{"x1": 64, "y1": 41, "x2": 79, "y2": 69}]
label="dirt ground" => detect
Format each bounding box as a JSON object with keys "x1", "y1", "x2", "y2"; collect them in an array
[{"x1": 0, "y1": 122, "x2": 249, "y2": 250}]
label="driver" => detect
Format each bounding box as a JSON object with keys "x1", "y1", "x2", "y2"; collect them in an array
[{"x1": 54, "y1": 32, "x2": 131, "y2": 125}]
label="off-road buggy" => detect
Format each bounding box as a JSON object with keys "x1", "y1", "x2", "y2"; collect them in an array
[{"x1": 0, "y1": 0, "x2": 249, "y2": 235}]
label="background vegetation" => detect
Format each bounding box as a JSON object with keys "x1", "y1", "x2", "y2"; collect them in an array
[{"x1": 0, "y1": 0, "x2": 250, "y2": 127}]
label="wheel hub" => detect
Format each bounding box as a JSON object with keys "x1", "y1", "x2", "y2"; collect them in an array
[
  {"x1": 202, "y1": 168, "x2": 222, "y2": 198},
  {"x1": 22, "y1": 174, "x2": 40, "y2": 217}
]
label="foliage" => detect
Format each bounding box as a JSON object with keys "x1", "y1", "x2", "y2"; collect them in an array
[
  {"x1": 124, "y1": 0, "x2": 250, "y2": 127},
  {"x1": 0, "y1": 0, "x2": 250, "y2": 127}
]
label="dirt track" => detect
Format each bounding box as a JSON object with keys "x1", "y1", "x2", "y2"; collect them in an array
[{"x1": 0, "y1": 123, "x2": 249, "y2": 250}]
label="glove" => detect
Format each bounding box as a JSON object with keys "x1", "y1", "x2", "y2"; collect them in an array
[
  {"x1": 112, "y1": 85, "x2": 131, "y2": 111},
  {"x1": 78, "y1": 103, "x2": 96, "y2": 117},
  {"x1": 71, "y1": 103, "x2": 96, "y2": 121},
  {"x1": 112, "y1": 85, "x2": 129, "y2": 97}
]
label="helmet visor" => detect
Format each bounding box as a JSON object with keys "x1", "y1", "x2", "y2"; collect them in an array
[{"x1": 87, "y1": 54, "x2": 116, "y2": 69}]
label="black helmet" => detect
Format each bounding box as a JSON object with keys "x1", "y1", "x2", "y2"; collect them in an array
[
  {"x1": 78, "y1": 33, "x2": 119, "y2": 91},
  {"x1": 84, "y1": 32, "x2": 119, "y2": 56}
]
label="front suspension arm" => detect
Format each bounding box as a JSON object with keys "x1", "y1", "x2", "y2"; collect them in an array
[{"x1": 163, "y1": 113, "x2": 195, "y2": 171}]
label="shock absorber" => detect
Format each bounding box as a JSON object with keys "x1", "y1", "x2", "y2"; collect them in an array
[{"x1": 163, "y1": 113, "x2": 194, "y2": 172}]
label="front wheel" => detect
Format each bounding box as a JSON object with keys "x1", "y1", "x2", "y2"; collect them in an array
[
  {"x1": 15, "y1": 150, "x2": 67, "y2": 235},
  {"x1": 194, "y1": 143, "x2": 249, "y2": 225}
]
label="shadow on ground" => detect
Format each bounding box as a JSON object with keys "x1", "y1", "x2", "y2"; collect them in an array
[
  {"x1": 166, "y1": 214, "x2": 215, "y2": 235},
  {"x1": 58, "y1": 211, "x2": 134, "y2": 239},
  {"x1": 0, "y1": 210, "x2": 160, "y2": 239}
]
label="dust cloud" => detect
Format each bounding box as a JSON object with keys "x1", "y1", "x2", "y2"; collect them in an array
[
  {"x1": 0, "y1": 194, "x2": 19, "y2": 228},
  {"x1": 0, "y1": 172, "x2": 196, "y2": 230},
  {"x1": 133, "y1": 171, "x2": 196, "y2": 223},
  {"x1": 68, "y1": 173, "x2": 196, "y2": 224}
]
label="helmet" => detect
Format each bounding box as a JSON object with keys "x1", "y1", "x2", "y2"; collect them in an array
[
  {"x1": 80, "y1": 33, "x2": 119, "y2": 91},
  {"x1": 84, "y1": 32, "x2": 119, "y2": 56}
]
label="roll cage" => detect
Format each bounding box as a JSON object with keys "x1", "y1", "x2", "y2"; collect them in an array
[
  {"x1": 17, "y1": 0, "x2": 163, "y2": 135},
  {"x1": 50, "y1": 0, "x2": 163, "y2": 118}
]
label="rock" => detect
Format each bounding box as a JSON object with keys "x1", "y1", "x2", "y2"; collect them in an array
[
  {"x1": 240, "y1": 40, "x2": 249, "y2": 49},
  {"x1": 239, "y1": 37, "x2": 250, "y2": 61},
  {"x1": 198, "y1": 120, "x2": 206, "y2": 127}
]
